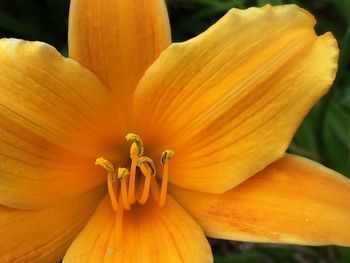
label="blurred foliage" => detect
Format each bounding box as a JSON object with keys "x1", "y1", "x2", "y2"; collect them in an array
[{"x1": 0, "y1": 0, "x2": 349, "y2": 262}]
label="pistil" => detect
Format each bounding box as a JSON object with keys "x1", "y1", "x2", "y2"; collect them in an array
[{"x1": 95, "y1": 157, "x2": 118, "y2": 211}]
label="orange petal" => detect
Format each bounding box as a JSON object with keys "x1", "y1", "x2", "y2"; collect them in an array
[
  {"x1": 0, "y1": 39, "x2": 123, "y2": 209},
  {"x1": 68, "y1": 0, "x2": 171, "y2": 118},
  {"x1": 170, "y1": 154, "x2": 350, "y2": 246},
  {"x1": 64, "y1": 195, "x2": 212, "y2": 262},
  {"x1": 0, "y1": 187, "x2": 103, "y2": 262},
  {"x1": 133, "y1": 5, "x2": 339, "y2": 194}
]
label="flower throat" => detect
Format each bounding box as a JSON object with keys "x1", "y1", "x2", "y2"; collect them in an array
[{"x1": 95, "y1": 133, "x2": 174, "y2": 213}]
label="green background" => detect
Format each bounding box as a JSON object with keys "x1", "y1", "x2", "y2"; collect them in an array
[{"x1": 0, "y1": 0, "x2": 349, "y2": 262}]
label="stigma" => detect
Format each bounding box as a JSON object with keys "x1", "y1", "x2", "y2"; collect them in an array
[{"x1": 95, "y1": 133, "x2": 174, "y2": 212}]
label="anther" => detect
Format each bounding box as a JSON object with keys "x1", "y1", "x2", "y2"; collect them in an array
[
  {"x1": 117, "y1": 167, "x2": 129, "y2": 179},
  {"x1": 95, "y1": 157, "x2": 116, "y2": 182},
  {"x1": 137, "y1": 156, "x2": 156, "y2": 176},
  {"x1": 160, "y1": 150, "x2": 175, "y2": 165},
  {"x1": 125, "y1": 133, "x2": 144, "y2": 157},
  {"x1": 95, "y1": 157, "x2": 118, "y2": 211}
]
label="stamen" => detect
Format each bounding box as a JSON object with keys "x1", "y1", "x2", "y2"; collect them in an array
[
  {"x1": 113, "y1": 190, "x2": 125, "y2": 249},
  {"x1": 118, "y1": 168, "x2": 131, "y2": 211},
  {"x1": 161, "y1": 150, "x2": 175, "y2": 166},
  {"x1": 95, "y1": 157, "x2": 116, "y2": 181},
  {"x1": 95, "y1": 157, "x2": 118, "y2": 211},
  {"x1": 125, "y1": 133, "x2": 144, "y2": 204},
  {"x1": 137, "y1": 156, "x2": 156, "y2": 204},
  {"x1": 96, "y1": 134, "x2": 174, "y2": 211},
  {"x1": 125, "y1": 133, "x2": 144, "y2": 156},
  {"x1": 159, "y1": 150, "x2": 174, "y2": 207},
  {"x1": 137, "y1": 156, "x2": 156, "y2": 176},
  {"x1": 105, "y1": 189, "x2": 127, "y2": 254},
  {"x1": 128, "y1": 153, "x2": 138, "y2": 204},
  {"x1": 150, "y1": 176, "x2": 160, "y2": 201}
]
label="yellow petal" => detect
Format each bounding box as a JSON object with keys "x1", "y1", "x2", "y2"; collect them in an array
[
  {"x1": 0, "y1": 39, "x2": 122, "y2": 209},
  {"x1": 133, "y1": 5, "x2": 339, "y2": 194},
  {"x1": 0, "y1": 187, "x2": 103, "y2": 263},
  {"x1": 69, "y1": 0, "x2": 171, "y2": 118},
  {"x1": 64, "y1": 195, "x2": 212, "y2": 263},
  {"x1": 170, "y1": 154, "x2": 350, "y2": 246}
]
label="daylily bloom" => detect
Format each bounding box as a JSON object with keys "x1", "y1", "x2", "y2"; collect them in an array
[{"x1": 0, "y1": 0, "x2": 349, "y2": 262}]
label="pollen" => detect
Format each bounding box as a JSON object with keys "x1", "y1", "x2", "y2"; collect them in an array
[{"x1": 95, "y1": 133, "x2": 174, "y2": 213}]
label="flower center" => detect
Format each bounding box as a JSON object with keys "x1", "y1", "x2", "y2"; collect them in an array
[{"x1": 95, "y1": 133, "x2": 174, "y2": 213}]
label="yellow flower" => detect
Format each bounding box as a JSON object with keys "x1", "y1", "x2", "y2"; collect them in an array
[{"x1": 0, "y1": 0, "x2": 349, "y2": 262}]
